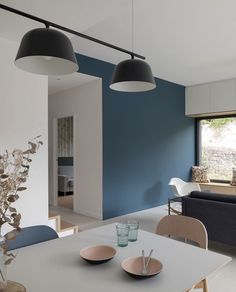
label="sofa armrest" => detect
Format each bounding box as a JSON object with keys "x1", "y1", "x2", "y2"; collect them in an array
[{"x1": 182, "y1": 196, "x2": 236, "y2": 245}]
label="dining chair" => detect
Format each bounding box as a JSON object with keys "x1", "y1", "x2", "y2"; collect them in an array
[
  {"x1": 5, "y1": 225, "x2": 59, "y2": 251},
  {"x1": 156, "y1": 215, "x2": 208, "y2": 292},
  {"x1": 168, "y1": 178, "x2": 201, "y2": 214},
  {"x1": 169, "y1": 177, "x2": 201, "y2": 197}
]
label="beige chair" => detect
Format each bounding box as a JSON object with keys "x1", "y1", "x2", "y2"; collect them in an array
[{"x1": 156, "y1": 215, "x2": 208, "y2": 292}]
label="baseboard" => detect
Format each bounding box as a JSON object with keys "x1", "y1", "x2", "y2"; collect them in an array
[{"x1": 75, "y1": 208, "x2": 103, "y2": 220}]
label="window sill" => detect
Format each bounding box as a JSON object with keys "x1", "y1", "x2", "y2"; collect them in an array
[
  {"x1": 199, "y1": 182, "x2": 236, "y2": 195},
  {"x1": 199, "y1": 182, "x2": 234, "y2": 188}
]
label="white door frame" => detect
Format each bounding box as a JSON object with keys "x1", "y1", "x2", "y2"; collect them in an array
[{"x1": 52, "y1": 113, "x2": 76, "y2": 211}]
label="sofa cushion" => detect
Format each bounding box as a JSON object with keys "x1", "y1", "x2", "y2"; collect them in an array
[{"x1": 190, "y1": 190, "x2": 236, "y2": 204}]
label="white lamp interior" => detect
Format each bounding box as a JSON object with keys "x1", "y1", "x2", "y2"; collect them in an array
[
  {"x1": 15, "y1": 56, "x2": 79, "y2": 75},
  {"x1": 110, "y1": 81, "x2": 156, "y2": 92}
]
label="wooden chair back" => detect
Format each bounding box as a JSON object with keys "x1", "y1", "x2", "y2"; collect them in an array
[{"x1": 156, "y1": 215, "x2": 208, "y2": 249}]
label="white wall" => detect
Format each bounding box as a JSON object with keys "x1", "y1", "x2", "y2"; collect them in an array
[
  {"x1": 0, "y1": 37, "x2": 48, "y2": 232},
  {"x1": 48, "y1": 79, "x2": 103, "y2": 219}
]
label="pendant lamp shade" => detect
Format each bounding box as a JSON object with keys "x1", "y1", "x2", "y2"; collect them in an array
[
  {"x1": 15, "y1": 28, "x2": 78, "y2": 75},
  {"x1": 110, "y1": 58, "x2": 156, "y2": 92}
]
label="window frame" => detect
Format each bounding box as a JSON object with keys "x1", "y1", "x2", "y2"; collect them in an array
[{"x1": 196, "y1": 114, "x2": 236, "y2": 184}]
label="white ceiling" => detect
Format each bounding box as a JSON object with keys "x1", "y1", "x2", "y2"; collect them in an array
[
  {"x1": 48, "y1": 73, "x2": 98, "y2": 95},
  {"x1": 1, "y1": 0, "x2": 236, "y2": 86}
]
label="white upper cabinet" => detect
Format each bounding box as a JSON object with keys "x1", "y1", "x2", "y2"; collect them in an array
[
  {"x1": 210, "y1": 80, "x2": 236, "y2": 112},
  {"x1": 185, "y1": 79, "x2": 236, "y2": 116},
  {"x1": 186, "y1": 84, "x2": 211, "y2": 115}
]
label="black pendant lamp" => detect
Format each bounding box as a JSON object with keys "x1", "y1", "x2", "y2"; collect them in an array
[
  {"x1": 110, "y1": 57, "x2": 156, "y2": 92},
  {"x1": 0, "y1": 4, "x2": 154, "y2": 89},
  {"x1": 109, "y1": 0, "x2": 156, "y2": 92},
  {"x1": 15, "y1": 27, "x2": 78, "y2": 75}
]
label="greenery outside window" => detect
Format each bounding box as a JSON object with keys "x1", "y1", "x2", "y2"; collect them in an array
[{"x1": 198, "y1": 116, "x2": 236, "y2": 182}]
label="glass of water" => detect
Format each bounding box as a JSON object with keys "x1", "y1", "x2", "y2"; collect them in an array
[
  {"x1": 127, "y1": 220, "x2": 139, "y2": 241},
  {"x1": 116, "y1": 223, "x2": 129, "y2": 247}
]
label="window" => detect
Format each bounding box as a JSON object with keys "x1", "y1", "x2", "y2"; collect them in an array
[{"x1": 198, "y1": 116, "x2": 236, "y2": 182}]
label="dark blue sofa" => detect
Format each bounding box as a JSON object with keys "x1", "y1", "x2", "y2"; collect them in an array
[{"x1": 182, "y1": 191, "x2": 236, "y2": 246}]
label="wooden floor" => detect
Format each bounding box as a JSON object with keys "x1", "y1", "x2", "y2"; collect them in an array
[{"x1": 58, "y1": 195, "x2": 73, "y2": 210}]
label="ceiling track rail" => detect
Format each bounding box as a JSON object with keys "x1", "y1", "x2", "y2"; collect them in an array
[{"x1": 0, "y1": 3, "x2": 145, "y2": 60}]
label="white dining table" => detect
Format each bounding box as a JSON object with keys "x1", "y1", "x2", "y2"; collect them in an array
[{"x1": 8, "y1": 223, "x2": 231, "y2": 292}]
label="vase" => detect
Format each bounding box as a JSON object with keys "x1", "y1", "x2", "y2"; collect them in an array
[{"x1": 0, "y1": 236, "x2": 7, "y2": 291}]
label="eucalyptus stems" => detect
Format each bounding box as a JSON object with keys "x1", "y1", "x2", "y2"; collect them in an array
[{"x1": 0, "y1": 136, "x2": 42, "y2": 265}]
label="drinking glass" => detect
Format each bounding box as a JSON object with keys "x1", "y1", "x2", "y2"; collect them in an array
[
  {"x1": 116, "y1": 223, "x2": 129, "y2": 247},
  {"x1": 127, "y1": 220, "x2": 139, "y2": 241}
]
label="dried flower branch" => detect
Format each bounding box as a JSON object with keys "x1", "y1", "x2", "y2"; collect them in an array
[{"x1": 0, "y1": 136, "x2": 42, "y2": 265}]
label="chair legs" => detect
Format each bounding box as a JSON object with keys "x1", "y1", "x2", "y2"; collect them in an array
[
  {"x1": 204, "y1": 279, "x2": 208, "y2": 292},
  {"x1": 197, "y1": 278, "x2": 208, "y2": 292},
  {"x1": 169, "y1": 205, "x2": 182, "y2": 215},
  {"x1": 186, "y1": 278, "x2": 208, "y2": 292}
]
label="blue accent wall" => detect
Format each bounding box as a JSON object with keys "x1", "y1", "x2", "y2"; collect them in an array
[{"x1": 76, "y1": 53, "x2": 195, "y2": 219}]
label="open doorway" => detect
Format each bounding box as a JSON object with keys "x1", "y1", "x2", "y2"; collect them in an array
[
  {"x1": 57, "y1": 116, "x2": 74, "y2": 210},
  {"x1": 48, "y1": 72, "x2": 103, "y2": 220}
]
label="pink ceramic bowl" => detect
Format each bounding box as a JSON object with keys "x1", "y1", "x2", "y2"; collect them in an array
[
  {"x1": 80, "y1": 245, "x2": 116, "y2": 264},
  {"x1": 121, "y1": 256, "x2": 163, "y2": 279}
]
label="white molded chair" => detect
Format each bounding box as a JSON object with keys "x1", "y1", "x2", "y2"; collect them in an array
[
  {"x1": 169, "y1": 177, "x2": 200, "y2": 197},
  {"x1": 168, "y1": 178, "x2": 201, "y2": 214}
]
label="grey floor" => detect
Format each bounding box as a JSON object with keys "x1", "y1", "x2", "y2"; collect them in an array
[{"x1": 49, "y1": 204, "x2": 236, "y2": 292}]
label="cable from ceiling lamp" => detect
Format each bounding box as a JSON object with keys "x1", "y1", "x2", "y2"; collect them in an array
[{"x1": 109, "y1": 0, "x2": 156, "y2": 92}]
